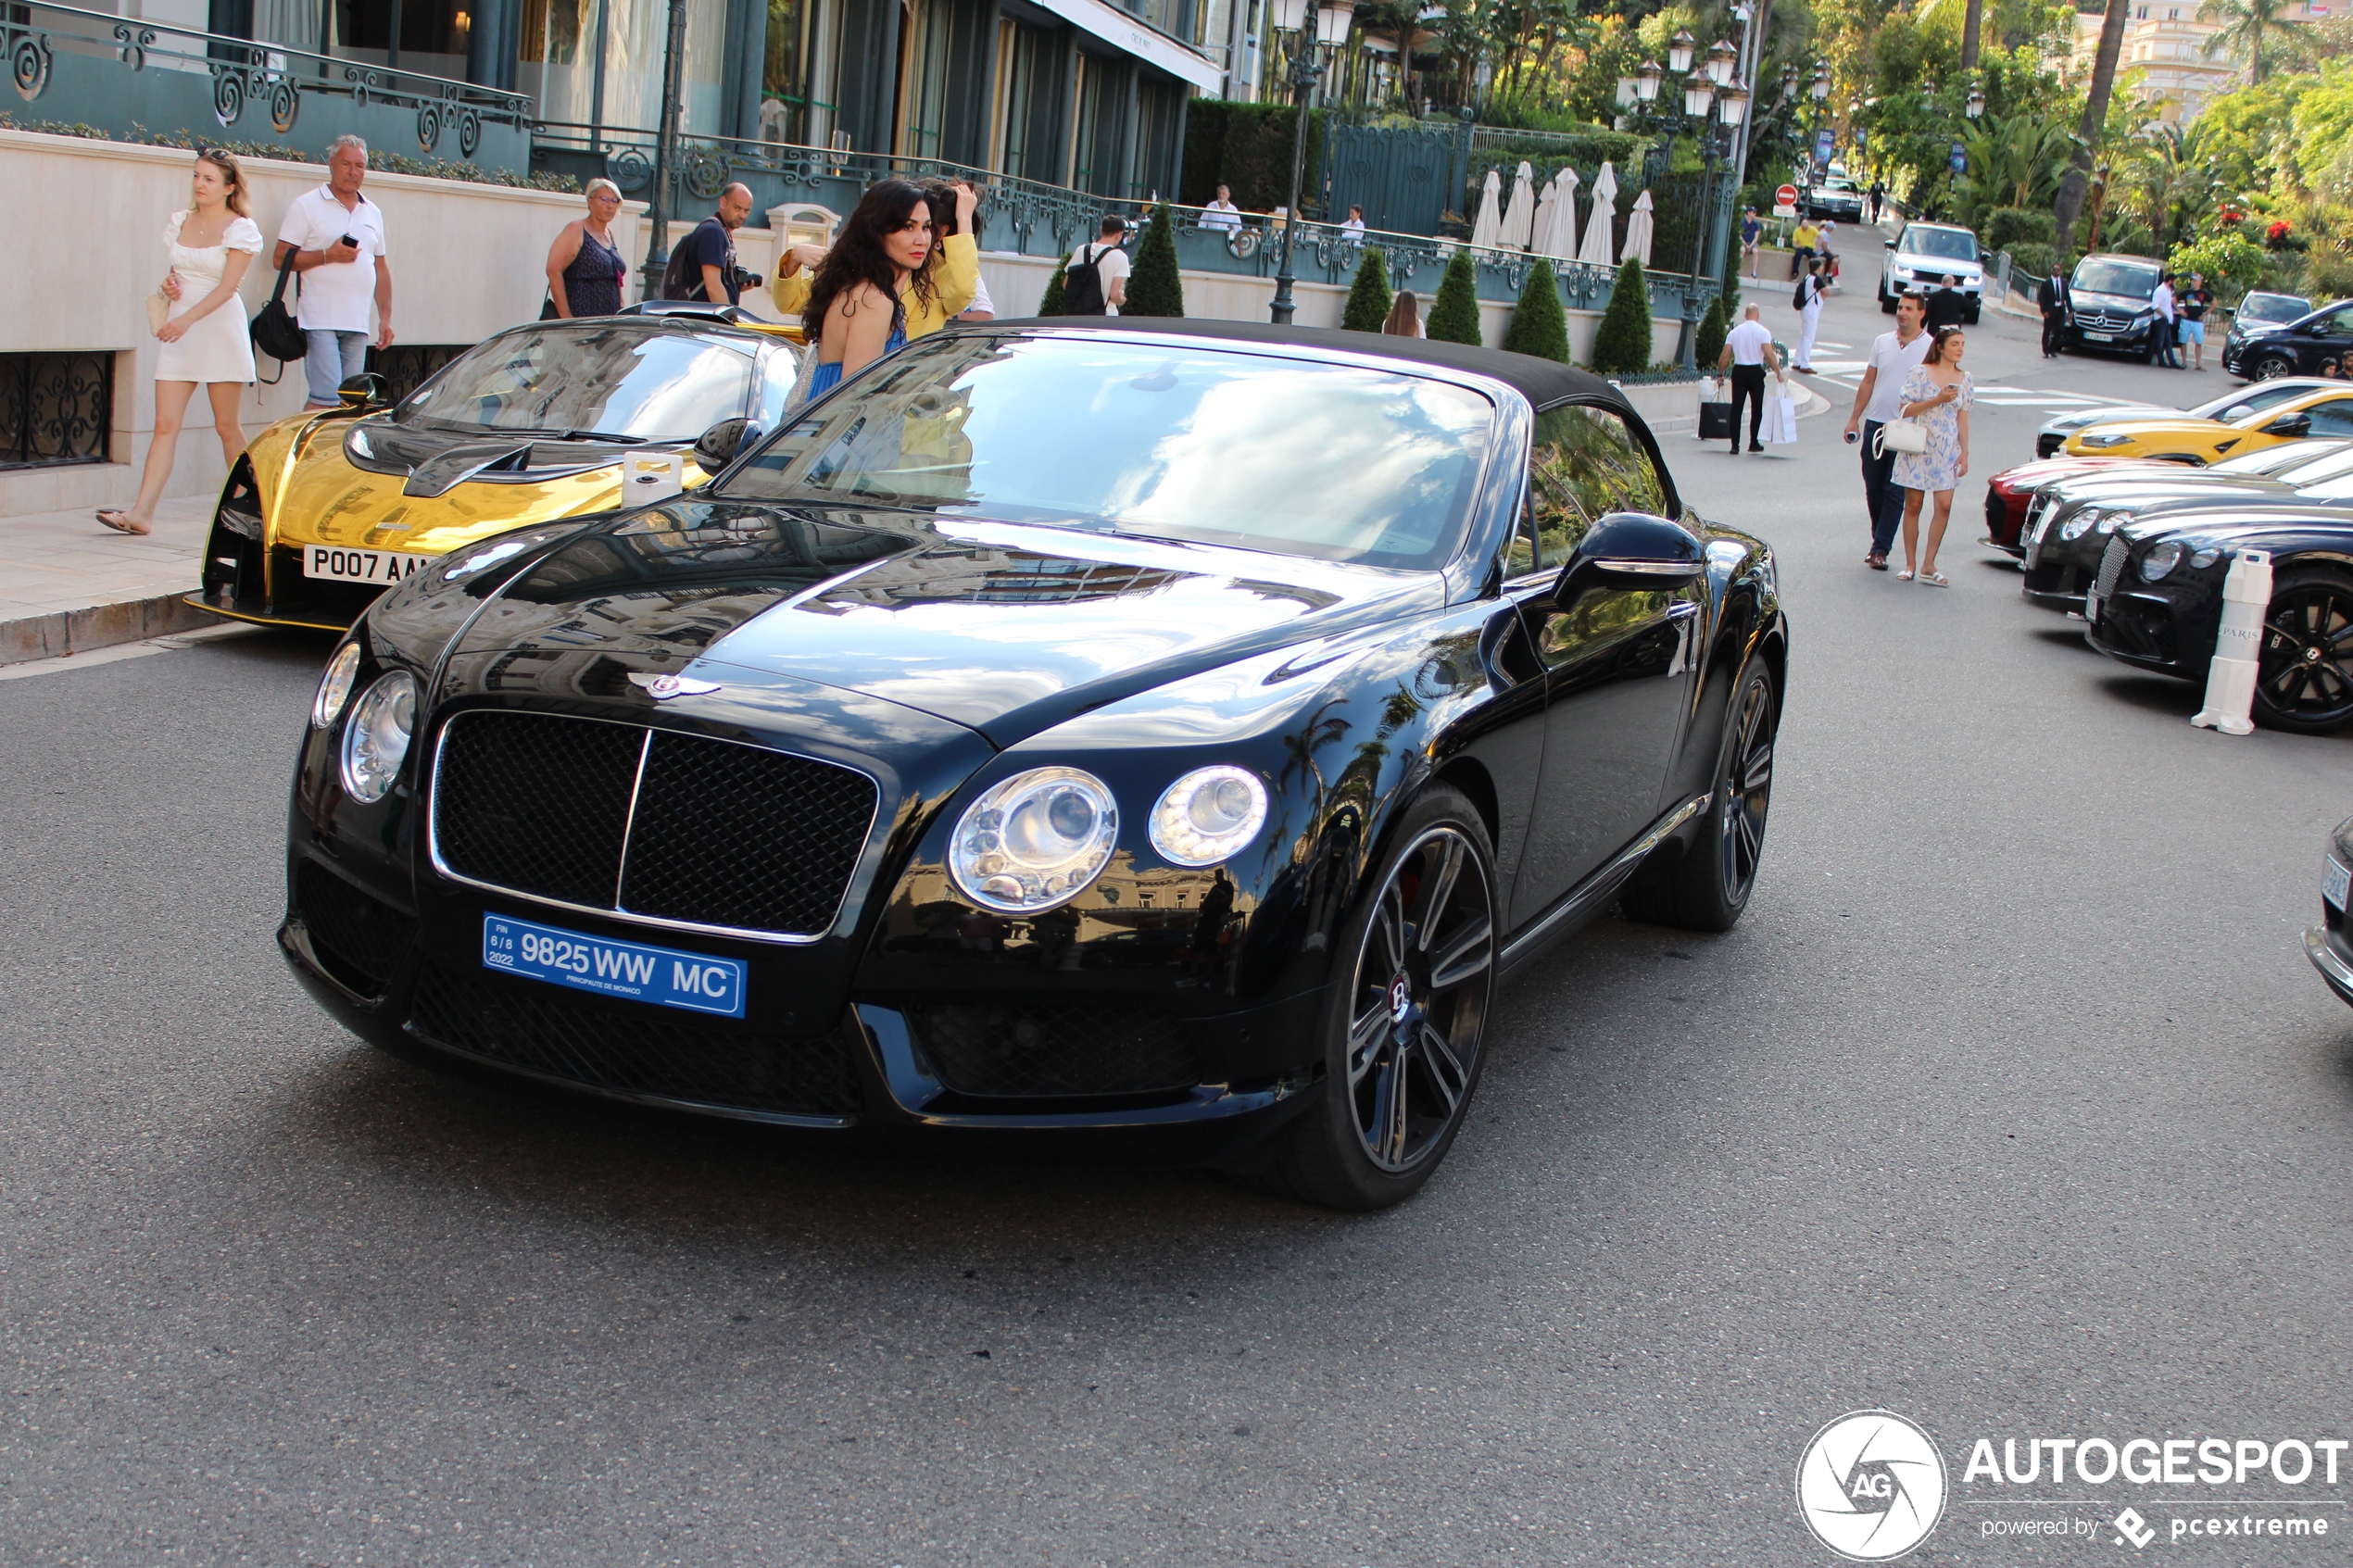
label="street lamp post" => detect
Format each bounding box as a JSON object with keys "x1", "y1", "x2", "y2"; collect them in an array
[
  {"x1": 1266, "y1": 0, "x2": 1354, "y2": 325},
  {"x1": 637, "y1": 0, "x2": 690, "y2": 299}
]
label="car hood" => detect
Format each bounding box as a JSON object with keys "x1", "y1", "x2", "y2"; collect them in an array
[
  {"x1": 1894, "y1": 255, "x2": 1982, "y2": 277},
  {"x1": 2120, "y1": 505, "x2": 2353, "y2": 545},
  {"x1": 2045, "y1": 406, "x2": 2168, "y2": 432},
  {"x1": 2072, "y1": 290, "x2": 2154, "y2": 313},
  {"x1": 2069, "y1": 415, "x2": 2235, "y2": 442},
  {"x1": 449, "y1": 496, "x2": 1439, "y2": 746},
  {"x1": 2049, "y1": 473, "x2": 2287, "y2": 505}
]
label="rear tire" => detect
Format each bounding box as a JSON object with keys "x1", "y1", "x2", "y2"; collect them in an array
[
  {"x1": 1250, "y1": 787, "x2": 1497, "y2": 1211},
  {"x1": 1880, "y1": 282, "x2": 1897, "y2": 315},
  {"x1": 1620, "y1": 660, "x2": 1779, "y2": 933},
  {"x1": 2255, "y1": 354, "x2": 2295, "y2": 381}
]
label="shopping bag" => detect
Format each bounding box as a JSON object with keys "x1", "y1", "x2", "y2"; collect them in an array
[
  {"x1": 1764, "y1": 386, "x2": 1799, "y2": 445},
  {"x1": 1699, "y1": 394, "x2": 1733, "y2": 442}
]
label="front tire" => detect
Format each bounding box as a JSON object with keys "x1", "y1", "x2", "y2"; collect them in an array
[
  {"x1": 2254, "y1": 568, "x2": 2353, "y2": 734},
  {"x1": 1252, "y1": 787, "x2": 1497, "y2": 1211},
  {"x1": 1620, "y1": 660, "x2": 1778, "y2": 933},
  {"x1": 2254, "y1": 354, "x2": 2295, "y2": 382}
]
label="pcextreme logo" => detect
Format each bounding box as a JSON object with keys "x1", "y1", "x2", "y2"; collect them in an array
[{"x1": 1795, "y1": 1410, "x2": 1950, "y2": 1562}]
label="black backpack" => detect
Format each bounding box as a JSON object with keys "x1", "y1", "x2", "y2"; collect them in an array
[
  {"x1": 1062, "y1": 244, "x2": 1109, "y2": 316},
  {"x1": 1793, "y1": 275, "x2": 1814, "y2": 311}
]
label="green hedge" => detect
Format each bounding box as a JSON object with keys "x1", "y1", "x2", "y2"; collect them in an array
[
  {"x1": 1341, "y1": 248, "x2": 1394, "y2": 332},
  {"x1": 2007, "y1": 243, "x2": 2058, "y2": 284},
  {"x1": 1427, "y1": 250, "x2": 1484, "y2": 345},
  {"x1": 1503, "y1": 258, "x2": 1570, "y2": 362},
  {"x1": 1126, "y1": 202, "x2": 1184, "y2": 318},
  {"x1": 1179, "y1": 101, "x2": 1330, "y2": 214},
  {"x1": 1590, "y1": 258, "x2": 1654, "y2": 375},
  {"x1": 1985, "y1": 207, "x2": 2057, "y2": 254}
]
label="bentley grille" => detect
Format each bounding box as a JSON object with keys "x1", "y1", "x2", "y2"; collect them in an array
[
  {"x1": 431, "y1": 710, "x2": 878, "y2": 940},
  {"x1": 2095, "y1": 534, "x2": 2131, "y2": 602}
]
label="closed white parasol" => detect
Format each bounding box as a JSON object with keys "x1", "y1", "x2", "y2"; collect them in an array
[
  {"x1": 1545, "y1": 167, "x2": 1581, "y2": 260},
  {"x1": 1621, "y1": 188, "x2": 1655, "y2": 266},
  {"x1": 1575, "y1": 161, "x2": 1619, "y2": 269},
  {"x1": 1469, "y1": 169, "x2": 1503, "y2": 250},
  {"x1": 1529, "y1": 176, "x2": 1560, "y2": 258},
  {"x1": 1500, "y1": 161, "x2": 1537, "y2": 250}
]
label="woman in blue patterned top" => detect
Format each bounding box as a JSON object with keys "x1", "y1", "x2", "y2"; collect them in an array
[{"x1": 1892, "y1": 326, "x2": 1973, "y2": 587}]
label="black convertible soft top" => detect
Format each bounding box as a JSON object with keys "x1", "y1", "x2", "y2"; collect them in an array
[{"x1": 968, "y1": 314, "x2": 1632, "y2": 412}]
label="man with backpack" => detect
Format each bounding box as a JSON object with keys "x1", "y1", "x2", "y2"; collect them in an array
[
  {"x1": 1062, "y1": 216, "x2": 1130, "y2": 316},
  {"x1": 1793, "y1": 258, "x2": 1826, "y2": 373},
  {"x1": 661, "y1": 183, "x2": 761, "y2": 306}
]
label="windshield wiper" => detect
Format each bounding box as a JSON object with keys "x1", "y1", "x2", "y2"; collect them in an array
[{"x1": 552, "y1": 429, "x2": 645, "y2": 444}]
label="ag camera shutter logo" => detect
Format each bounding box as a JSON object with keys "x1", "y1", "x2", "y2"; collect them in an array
[{"x1": 1796, "y1": 1410, "x2": 1948, "y2": 1561}]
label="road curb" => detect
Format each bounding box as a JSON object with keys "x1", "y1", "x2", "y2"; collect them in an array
[{"x1": 0, "y1": 592, "x2": 216, "y2": 667}]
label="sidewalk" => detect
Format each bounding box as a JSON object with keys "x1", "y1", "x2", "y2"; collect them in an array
[{"x1": 0, "y1": 495, "x2": 217, "y2": 664}]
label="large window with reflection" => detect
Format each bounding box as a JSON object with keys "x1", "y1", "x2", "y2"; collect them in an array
[{"x1": 722, "y1": 334, "x2": 1497, "y2": 571}]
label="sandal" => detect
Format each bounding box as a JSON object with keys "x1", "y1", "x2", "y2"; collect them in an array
[
  {"x1": 1896, "y1": 569, "x2": 1915, "y2": 581},
  {"x1": 96, "y1": 510, "x2": 150, "y2": 536},
  {"x1": 1919, "y1": 571, "x2": 1950, "y2": 587}
]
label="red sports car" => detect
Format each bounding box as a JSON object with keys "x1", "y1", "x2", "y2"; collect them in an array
[{"x1": 1982, "y1": 457, "x2": 2141, "y2": 556}]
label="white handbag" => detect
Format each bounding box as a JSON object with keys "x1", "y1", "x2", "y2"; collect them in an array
[{"x1": 1874, "y1": 419, "x2": 1929, "y2": 457}]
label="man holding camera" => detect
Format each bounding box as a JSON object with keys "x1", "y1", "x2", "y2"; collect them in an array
[
  {"x1": 669, "y1": 183, "x2": 761, "y2": 306},
  {"x1": 273, "y1": 133, "x2": 394, "y2": 409}
]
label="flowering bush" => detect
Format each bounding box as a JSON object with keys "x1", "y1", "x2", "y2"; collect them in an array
[{"x1": 2267, "y1": 219, "x2": 2295, "y2": 250}]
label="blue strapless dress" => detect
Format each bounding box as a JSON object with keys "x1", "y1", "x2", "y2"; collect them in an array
[{"x1": 808, "y1": 321, "x2": 907, "y2": 399}]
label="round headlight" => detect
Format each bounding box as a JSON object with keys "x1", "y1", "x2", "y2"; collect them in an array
[
  {"x1": 2059, "y1": 509, "x2": 2097, "y2": 541},
  {"x1": 2140, "y1": 541, "x2": 2185, "y2": 582},
  {"x1": 339, "y1": 671, "x2": 417, "y2": 802},
  {"x1": 2096, "y1": 509, "x2": 2130, "y2": 534},
  {"x1": 949, "y1": 766, "x2": 1119, "y2": 912},
  {"x1": 311, "y1": 639, "x2": 362, "y2": 730},
  {"x1": 1149, "y1": 766, "x2": 1269, "y2": 868},
  {"x1": 2189, "y1": 545, "x2": 2223, "y2": 570}
]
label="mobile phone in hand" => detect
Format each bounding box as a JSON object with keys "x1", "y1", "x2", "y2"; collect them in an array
[{"x1": 338, "y1": 233, "x2": 358, "y2": 249}]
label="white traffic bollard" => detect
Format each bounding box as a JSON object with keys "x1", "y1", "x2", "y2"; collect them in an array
[
  {"x1": 2190, "y1": 547, "x2": 2272, "y2": 735},
  {"x1": 624, "y1": 451, "x2": 686, "y2": 505}
]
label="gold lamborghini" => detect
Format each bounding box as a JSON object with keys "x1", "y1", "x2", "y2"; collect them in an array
[
  {"x1": 191, "y1": 305, "x2": 804, "y2": 630},
  {"x1": 2061, "y1": 383, "x2": 2353, "y2": 464}
]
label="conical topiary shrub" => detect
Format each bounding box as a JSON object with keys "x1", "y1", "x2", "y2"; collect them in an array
[
  {"x1": 1125, "y1": 202, "x2": 1185, "y2": 318},
  {"x1": 1502, "y1": 258, "x2": 1570, "y2": 362},
  {"x1": 1590, "y1": 257, "x2": 1655, "y2": 374},
  {"x1": 1425, "y1": 249, "x2": 1483, "y2": 345},
  {"x1": 1037, "y1": 257, "x2": 1067, "y2": 317},
  {"x1": 1694, "y1": 293, "x2": 1729, "y2": 370},
  {"x1": 1340, "y1": 247, "x2": 1393, "y2": 332}
]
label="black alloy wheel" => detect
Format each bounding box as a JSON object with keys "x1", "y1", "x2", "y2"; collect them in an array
[
  {"x1": 2255, "y1": 354, "x2": 2296, "y2": 382},
  {"x1": 1621, "y1": 660, "x2": 1779, "y2": 933},
  {"x1": 1250, "y1": 787, "x2": 1496, "y2": 1210},
  {"x1": 2254, "y1": 569, "x2": 2353, "y2": 734}
]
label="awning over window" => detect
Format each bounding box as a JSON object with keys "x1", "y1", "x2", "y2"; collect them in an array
[{"x1": 1026, "y1": 0, "x2": 1224, "y2": 89}]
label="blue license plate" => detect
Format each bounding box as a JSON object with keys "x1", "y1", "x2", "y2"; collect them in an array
[{"x1": 482, "y1": 913, "x2": 746, "y2": 1018}]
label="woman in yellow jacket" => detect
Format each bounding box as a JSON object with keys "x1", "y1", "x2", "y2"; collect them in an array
[{"x1": 774, "y1": 179, "x2": 979, "y2": 335}]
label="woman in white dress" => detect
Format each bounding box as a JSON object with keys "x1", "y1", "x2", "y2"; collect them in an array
[{"x1": 99, "y1": 150, "x2": 263, "y2": 535}]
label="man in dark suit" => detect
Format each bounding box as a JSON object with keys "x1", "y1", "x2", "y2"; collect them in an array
[
  {"x1": 1925, "y1": 274, "x2": 1969, "y2": 332},
  {"x1": 2037, "y1": 262, "x2": 2070, "y2": 358}
]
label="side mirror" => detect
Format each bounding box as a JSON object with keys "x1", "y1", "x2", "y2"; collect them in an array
[
  {"x1": 1883, "y1": 238, "x2": 1897, "y2": 249},
  {"x1": 1554, "y1": 513, "x2": 1705, "y2": 602},
  {"x1": 2265, "y1": 413, "x2": 2312, "y2": 438},
  {"x1": 337, "y1": 371, "x2": 388, "y2": 409},
  {"x1": 694, "y1": 417, "x2": 755, "y2": 470}
]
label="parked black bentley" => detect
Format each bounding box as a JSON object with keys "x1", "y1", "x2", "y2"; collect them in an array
[
  {"x1": 2084, "y1": 505, "x2": 2353, "y2": 733},
  {"x1": 2017, "y1": 441, "x2": 2353, "y2": 613},
  {"x1": 2309, "y1": 815, "x2": 2353, "y2": 1010},
  {"x1": 278, "y1": 320, "x2": 1787, "y2": 1210}
]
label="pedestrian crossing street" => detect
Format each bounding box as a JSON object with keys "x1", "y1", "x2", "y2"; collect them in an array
[{"x1": 1789, "y1": 341, "x2": 2142, "y2": 415}]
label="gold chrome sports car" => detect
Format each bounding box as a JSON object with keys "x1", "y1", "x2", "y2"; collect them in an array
[
  {"x1": 191, "y1": 305, "x2": 804, "y2": 631},
  {"x1": 2062, "y1": 383, "x2": 2353, "y2": 464}
]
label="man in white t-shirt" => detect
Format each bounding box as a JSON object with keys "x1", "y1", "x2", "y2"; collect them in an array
[
  {"x1": 1200, "y1": 184, "x2": 1243, "y2": 233},
  {"x1": 1065, "y1": 217, "x2": 1130, "y2": 315},
  {"x1": 2151, "y1": 273, "x2": 2181, "y2": 369},
  {"x1": 1340, "y1": 205, "x2": 1366, "y2": 236},
  {"x1": 274, "y1": 133, "x2": 393, "y2": 408},
  {"x1": 1715, "y1": 304, "x2": 1782, "y2": 455},
  {"x1": 1843, "y1": 290, "x2": 1931, "y2": 569}
]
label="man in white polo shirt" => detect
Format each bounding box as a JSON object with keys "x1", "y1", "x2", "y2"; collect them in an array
[
  {"x1": 1843, "y1": 289, "x2": 1931, "y2": 570},
  {"x1": 274, "y1": 133, "x2": 394, "y2": 408},
  {"x1": 1714, "y1": 303, "x2": 1781, "y2": 456}
]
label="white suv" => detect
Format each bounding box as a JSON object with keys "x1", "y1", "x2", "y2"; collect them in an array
[{"x1": 1880, "y1": 223, "x2": 1984, "y2": 320}]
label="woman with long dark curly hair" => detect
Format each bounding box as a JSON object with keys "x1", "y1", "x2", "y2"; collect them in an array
[
  {"x1": 775, "y1": 180, "x2": 976, "y2": 342},
  {"x1": 799, "y1": 181, "x2": 964, "y2": 398}
]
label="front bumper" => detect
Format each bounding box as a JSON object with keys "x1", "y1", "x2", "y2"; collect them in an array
[
  {"x1": 283, "y1": 855, "x2": 1326, "y2": 1154},
  {"x1": 2309, "y1": 923, "x2": 2353, "y2": 1009},
  {"x1": 2065, "y1": 318, "x2": 2157, "y2": 356}
]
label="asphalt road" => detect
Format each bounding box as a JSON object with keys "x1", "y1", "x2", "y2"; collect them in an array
[{"x1": 4, "y1": 287, "x2": 2351, "y2": 1568}]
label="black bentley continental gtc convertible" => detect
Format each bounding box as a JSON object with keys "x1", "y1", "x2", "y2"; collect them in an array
[{"x1": 281, "y1": 319, "x2": 1786, "y2": 1210}]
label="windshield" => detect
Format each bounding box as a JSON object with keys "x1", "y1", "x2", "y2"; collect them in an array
[
  {"x1": 2073, "y1": 259, "x2": 2158, "y2": 299},
  {"x1": 720, "y1": 335, "x2": 1497, "y2": 571},
  {"x1": 2209, "y1": 438, "x2": 2352, "y2": 476},
  {"x1": 2238, "y1": 295, "x2": 2309, "y2": 324},
  {"x1": 1903, "y1": 228, "x2": 1977, "y2": 261},
  {"x1": 2194, "y1": 382, "x2": 2321, "y2": 420},
  {"x1": 398, "y1": 324, "x2": 758, "y2": 440}
]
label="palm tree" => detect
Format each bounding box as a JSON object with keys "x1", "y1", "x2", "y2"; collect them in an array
[
  {"x1": 1962, "y1": 0, "x2": 1984, "y2": 68},
  {"x1": 2199, "y1": 0, "x2": 2295, "y2": 83},
  {"x1": 2055, "y1": 0, "x2": 2133, "y2": 254}
]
